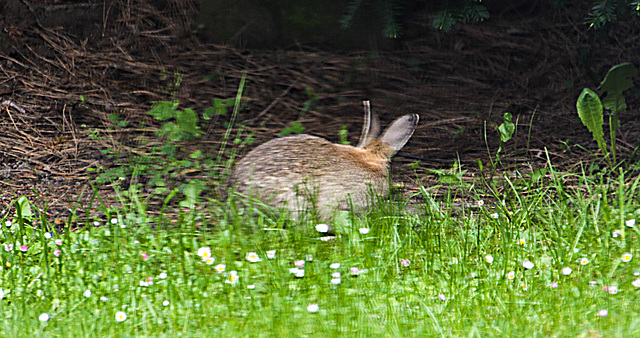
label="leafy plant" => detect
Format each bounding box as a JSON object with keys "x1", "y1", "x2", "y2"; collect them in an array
[
  {"x1": 496, "y1": 112, "x2": 515, "y2": 162},
  {"x1": 148, "y1": 101, "x2": 202, "y2": 142},
  {"x1": 427, "y1": 161, "x2": 467, "y2": 184},
  {"x1": 279, "y1": 122, "x2": 306, "y2": 136},
  {"x1": 576, "y1": 62, "x2": 637, "y2": 167},
  {"x1": 91, "y1": 95, "x2": 241, "y2": 210},
  {"x1": 342, "y1": 0, "x2": 640, "y2": 38},
  {"x1": 432, "y1": 0, "x2": 489, "y2": 31},
  {"x1": 203, "y1": 97, "x2": 237, "y2": 120},
  {"x1": 339, "y1": 125, "x2": 350, "y2": 145},
  {"x1": 585, "y1": 0, "x2": 640, "y2": 28}
]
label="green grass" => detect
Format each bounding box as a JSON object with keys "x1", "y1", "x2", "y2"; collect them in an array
[{"x1": 2, "y1": 164, "x2": 640, "y2": 337}]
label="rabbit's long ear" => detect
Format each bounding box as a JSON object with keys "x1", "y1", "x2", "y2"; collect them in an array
[
  {"x1": 357, "y1": 101, "x2": 381, "y2": 148},
  {"x1": 379, "y1": 114, "x2": 419, "y2": 157}
]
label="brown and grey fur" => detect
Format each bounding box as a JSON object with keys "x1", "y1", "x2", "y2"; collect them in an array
[{"x1": 228, "y1": 101, "x2": 418, "y2": 220}]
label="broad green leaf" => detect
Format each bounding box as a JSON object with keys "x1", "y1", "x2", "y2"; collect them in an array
[
  {"x1": 179, "y1": 179, "x2": 206, "y2": 209},
  {"x1": 576, "y1": 88, "x2": 607, "y2": 155},
  {"x1": 498, "y1": 112, "x2": 515, "y2": 143},
  {"x1": 176, "y1": 108, "x2": 199, "y2": 135},
  {"x1": 599, "y1": 63, "x2": 637, "y2": 113},
  {"x1": 147, "y1": 101, "x2": 178, "y2": 120},
  {"x1": 16, "y1": 196, "x2": 33, "y2": 220}
]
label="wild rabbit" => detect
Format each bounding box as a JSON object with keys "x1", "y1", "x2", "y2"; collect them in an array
[{"x1": 228, "y1": 101, "x2": 418, "y2": 220}]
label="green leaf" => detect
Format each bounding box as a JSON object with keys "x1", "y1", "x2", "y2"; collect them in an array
[
  {"x1": 279, "y1": 122, "x2": 305, "y2": 136},
  {"x1": 176, "y1": 108, "x2": 199, "y2": 135},
  {"x1": 16, "y1": 196, "x2": 33, "y2": 220},
  {"x1": 148, "y1": 101, "x2": 179, "y2": 121},
  {"x1": 498, "y1": 112, "x2": 515, "y2": 143},
  {"x1": 179, "y1": 180, "x2": 206, "y2": 209},
  {"x1": 599, "y1": 63, "x2": 638, "y2": 113},
  {"x1": 576, "y1": 88, "x2": 607, "y2": 156}
]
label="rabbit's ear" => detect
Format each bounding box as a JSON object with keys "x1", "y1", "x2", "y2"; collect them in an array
[
  {"x1": 379, "y1": 114, "x2": 419, "y2": 157},
  {"x1": 357, "y1": 101, "x2": 381, "y2": 148}
]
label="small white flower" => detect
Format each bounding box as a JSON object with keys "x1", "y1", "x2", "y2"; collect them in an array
[
  {"x1": 597, "y1": 309, "x2": 608, "y2": 317},
  {"x1": 54, "y1": 239, "x2": 63, "y2": 246},
  {"x1": 247, "y1": 285, "x2": 256, "y2": 290},
  {"x1": 197, "y1": 247, "x2": 211, "y2": 259},
  {"x1": 115, "y1": 311, "x2": 127, "y2": 322},
  {"x1": 305, "y1": 254, "x2": 313, "y2": 261},
  {"x1": 359, "y1": 228, "x2": 370, "y2": 235},
  {"x1": 203, "y1": 257, "x2": 215, "y2": 265},
  {"x1": 622, "y1": 253, "x2": 633, "y2": 263},
  {"x1": 518, "y1": 238, "x2": 526, "y2": 245},
  {"x1": 506, "y1": 271, "x2": 515, "y2": 280},
  {"x1": 158, "y1": 272, "x2": 168, "y2": 279},
  {"x1": 5, "y1": 220, "x2": 12, "y2": 228},
  {"x1": 225, "y1": 271, "x2": 239, "y2": 285},
  {"x1": 163, "y1": 300, "x2": 170, "y2": 306},
  {"x1": 332, "y1": 272, "x2": 341, "y2": 278},
  {"x1": 307, "y1": 304, "x2": 319, "y2": 313},
  {"x1": 438, "y1": 293, "x2": 447, "y2": 301},
  {"x1": 476, "y1": 200, "x2": 485, "y2": 206},
  {"x1": 0, "y1": 289, "x2": 5, "y2": 300},
  {"x1": 608, "y1": 286, "x2": 618, "y2": 294},
  {"x1": 246, "y1": 252, "x2": 262, "y2": 263},
  {"x1": 111, "y1": 218, "x2": 118, "y2": 225},
  {"x1": 84, "y1": 289, "x2": 92, "y2": 298},
  {"x1": 484, "y1": 255, "x2": 494, "y2": 264},
  {"x1": 266, "y1": 250, "x2": 276, "y2": 259},
  {"x1": 44, "y1": 232, "x2": 52, "y2": 239},
  {"x1": 589, "y1": 280, "x2": 597, "y2": 287},
  {"x1": 289, "y1": 268, "x2": 305, "y2": 278},
  {"x1": 613, "y1": 230, "x2": 622, "y2": 238},
  {"x1": 330, "y1": 263, "x2": 341, "y2": 269},
  {"x1": 214, "y1": 264, "x2": 226, "y2": 273},
  {"x1": 631, "y1": 279, "x2": 640, "y2": 288},
  {"x1": 139, "y1": 281, "x2": 150, "y2": 287},
  {"x1": 522, "y1": 260, "x2": 534, "y2": 270},
  {"x1": 490, "y1": 213, "x2": 499, "y2": 219},
  {"x1": 331, "y1": 278, "x2": 341, "y2": 285},
  {"x1": 294, "y1": 260, "x2": 305, "y2": 268},
  {"x1": 315, "y1": 223, "x2": 329, "y2": 233},
  {"x1": 93, "y1": 221, "x2": 100, "y2": 226},
  {"x1": 100, "y1": 296, "x2": 108, "y2": 302},
  {"x1": 626, "y1": 219, "x2": 636, "y2": 228},
  {"x1": 39, "y1": 313, "x2": 50, "y2": 322},
  {"x1": 561, "y1": 267, "x2": 572, "y2": 276},
  {"x1": 580, "y1": 257, "x2": 590, "y2": 265}
]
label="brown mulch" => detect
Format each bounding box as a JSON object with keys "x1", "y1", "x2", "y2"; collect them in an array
[{"x1": 1, "y1": 0, "x2": 639, "y2": 219}]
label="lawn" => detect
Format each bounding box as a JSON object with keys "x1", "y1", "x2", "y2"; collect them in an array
[{"x1": 2, "y1": 160, "x2": 640, "y2": 336}]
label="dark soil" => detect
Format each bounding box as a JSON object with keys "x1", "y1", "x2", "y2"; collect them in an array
[{"x1": 1, "y1": 0, "x2": 639, "y2": 220}]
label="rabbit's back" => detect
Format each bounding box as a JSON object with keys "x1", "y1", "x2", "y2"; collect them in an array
[{"x1": 229, "y1": 134, "x2": 389, "y2": 218}]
